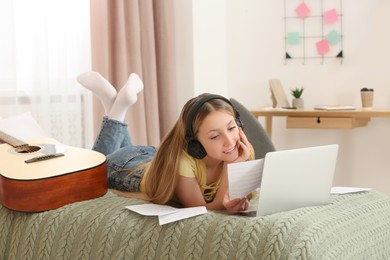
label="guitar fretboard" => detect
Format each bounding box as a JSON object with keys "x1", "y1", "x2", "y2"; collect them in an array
[{"x1": 0, "y1": 131, "x2": 27, "y2": 148}]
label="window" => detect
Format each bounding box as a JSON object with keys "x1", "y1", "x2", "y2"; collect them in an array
[{"x1": 0, "y1": 0, "x2": 93, "y2": 147}]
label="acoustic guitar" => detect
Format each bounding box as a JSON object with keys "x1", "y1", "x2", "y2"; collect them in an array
[{"x1": 0, "y1": 131, "x2": 107, "y2": 212}]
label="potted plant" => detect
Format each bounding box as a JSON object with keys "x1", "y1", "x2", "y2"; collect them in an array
[{"x1": 291, "y1": 87, "x2": 304, "y2": 109}]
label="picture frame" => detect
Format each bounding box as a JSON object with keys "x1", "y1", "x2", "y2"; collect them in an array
[{"x1": 269, "y1": 79, "x2": 290, "y2": 108}]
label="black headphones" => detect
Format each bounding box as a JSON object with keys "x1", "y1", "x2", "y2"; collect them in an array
[{"x1": 185, "y1": 94, "x2": 243, "y2": 159}]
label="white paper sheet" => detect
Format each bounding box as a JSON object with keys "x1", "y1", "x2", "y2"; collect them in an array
[
  {"x1": 331, "y1": 186, "x2": 371, "y2": 194},
  {"x1": 126, "y1": 204, "x2": 179, "y2": 216},
  {"x1": 126, "y1": 204, "x2": 207, "y2": 225},
  {"x1": 227, "y1": 159, "x2": 264, "y2": 199},
  {"x1": 158, "y1": 206, "x2": 208, "y2": 225}
]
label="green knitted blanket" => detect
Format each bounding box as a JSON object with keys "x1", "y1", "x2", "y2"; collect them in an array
[{"x1": 1, "y1": 190, "x2": 390, "y2": 260}]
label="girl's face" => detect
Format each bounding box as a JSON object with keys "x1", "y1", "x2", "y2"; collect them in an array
[{"x1": 196, "y1": 110, "x2": 240, "y2": 162}]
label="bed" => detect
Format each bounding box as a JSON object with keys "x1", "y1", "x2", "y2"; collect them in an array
[
  {"x1": 1, "y1": 110, "x2": 390, "y2": 259},
  {"x1": 1, "y1": 189, "x2": 390, "y2": 259}
]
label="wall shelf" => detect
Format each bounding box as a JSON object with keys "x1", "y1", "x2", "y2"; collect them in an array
[{"x1": 251, "y1": 109, "x2": 390, "y2": 138}]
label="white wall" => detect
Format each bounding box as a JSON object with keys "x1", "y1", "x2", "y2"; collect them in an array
[
  {"x1": 174, "y1": 0, "x2": 390, "y2": 195},
  {"x1": 174, "y1": 0, "x2": 230, "y2": 109}
]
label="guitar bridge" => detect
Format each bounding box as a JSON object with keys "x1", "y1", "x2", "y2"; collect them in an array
[{"x1": 25, "y1": 153, "x2": 64, "y2": 164}]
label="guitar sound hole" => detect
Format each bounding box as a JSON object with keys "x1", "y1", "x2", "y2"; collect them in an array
[{"x1": 15, "y1": 145, "x2": 41, "y2": 154}]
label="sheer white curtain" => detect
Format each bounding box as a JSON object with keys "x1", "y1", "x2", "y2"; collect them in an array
[{"x1": 0, "y1": 0, "x2": 93, "y2": 148}]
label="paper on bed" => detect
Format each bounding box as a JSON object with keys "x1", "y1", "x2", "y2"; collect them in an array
[
  {"x1": 126, "y1": 204, "x2": 179, "y2": 216},
  {"x1": 227, "y1": 159, "x2": 264, "y2": 199},
  {"x1": 331, "y1": 186, "x2": 371, "y2": 194},
  {"x1": 126, "y1": 204, "x2": 207, "y2": 225},
  {"x1": 157, "y1": 206, "x2": 208, "y2": 225}
]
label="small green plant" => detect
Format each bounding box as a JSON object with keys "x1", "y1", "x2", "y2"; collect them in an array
[{"x1": 290, "y1": 87, "x2": 304, "y2": 99}]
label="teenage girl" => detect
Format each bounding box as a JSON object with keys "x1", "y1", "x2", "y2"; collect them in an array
[{"x1": 77, "y1": 71, "x2": 254, "y2": 214}]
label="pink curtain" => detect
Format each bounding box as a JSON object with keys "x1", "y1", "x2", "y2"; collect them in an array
[{"x1": 89, "y1": 0, "x2": 176, "y2": 146}]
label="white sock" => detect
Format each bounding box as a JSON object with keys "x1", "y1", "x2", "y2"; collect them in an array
[
  {"x1": 77, "y1": 71, "x2": 117, "y2": 114},
  {"x1": 108, "y1": 73, "x2": 144, "y2": 122}
]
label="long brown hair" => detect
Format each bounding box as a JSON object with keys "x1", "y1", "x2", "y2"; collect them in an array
[{"x1": 143, "y1": 93, "x2": 239, "y2": 204}]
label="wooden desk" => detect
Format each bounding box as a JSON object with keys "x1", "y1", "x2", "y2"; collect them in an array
[{"x1": 251, "y1": 108, "x2": 390, "y2": 138}]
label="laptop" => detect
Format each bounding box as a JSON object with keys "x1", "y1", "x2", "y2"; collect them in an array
[{"x1": 256, "y1": 144, "x2": 339, "y2": 216}]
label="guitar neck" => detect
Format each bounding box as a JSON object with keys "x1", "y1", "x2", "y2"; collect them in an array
[{"x1": 0, "y1": 131, "x2": 28, "y2": 148}]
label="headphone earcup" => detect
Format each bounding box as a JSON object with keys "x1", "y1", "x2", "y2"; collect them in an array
[
  {"x1": 187, "y1": 139, "x2": 207, "y2": 159},
  {"x1": 235, "y1": 117, "x2": 244, "y2": 130}
]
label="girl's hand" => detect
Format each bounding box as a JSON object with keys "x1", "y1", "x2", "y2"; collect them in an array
[
  {"x1": 223, "y1": 192, "x2": 249, "y2": 214},
  {"x1": 232, "y1": 127, "x2": 251, "y2": 163}
]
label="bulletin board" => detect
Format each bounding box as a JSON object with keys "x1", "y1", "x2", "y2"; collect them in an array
[{"x1": 284, "y1": 0, "x2": 343, "y2": 64}]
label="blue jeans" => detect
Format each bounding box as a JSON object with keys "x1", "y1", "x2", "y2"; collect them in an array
[{"x1": 93, "y1": 117, "x2": 156, "y2": 192}]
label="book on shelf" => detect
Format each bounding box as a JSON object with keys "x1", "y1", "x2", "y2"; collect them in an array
[{"x1": 314, "y1": 105, "x2": 356, "y2": 111}]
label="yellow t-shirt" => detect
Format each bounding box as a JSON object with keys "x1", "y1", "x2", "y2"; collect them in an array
[
  {"x1": 178, "y1": 151, "x2": 221, "y2": 202},
  {"x1": 175, "y1": 147, "x2": 254, "y2": 202}
]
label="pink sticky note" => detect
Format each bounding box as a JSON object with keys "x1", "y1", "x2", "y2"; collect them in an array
[
  {"x1": 316, "y1": 39, "x2": 330, "y2": 55},
  {"x1": 324, "y1": 9, "x2": 338, "y2": 24},
  {"x1": 295, "y1": 3, "x2": 310, "y2": 19}
]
